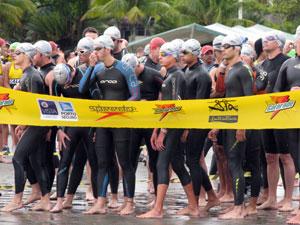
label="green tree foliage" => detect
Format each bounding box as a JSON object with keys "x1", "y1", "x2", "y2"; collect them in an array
[{"x1": 0, "y1": 0, "x2": 36, "y2": 40}]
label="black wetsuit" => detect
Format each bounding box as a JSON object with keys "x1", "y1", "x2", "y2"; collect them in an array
[
  {"x1": 52, "y1": 69, "x2": 99, "y2": 198},
  {"x1": 130, "y1": 66, "x2": 163, "y2": 194},
  {"x1": 79, "y1": 60, "x2": 140, "y2": 198},
  {"x1": 145, "y1": 56, "x2": 161, "y2": 71},
  {"x1": 274, "y1": 56, "x2": 300, "y2": 187},
  {"x1": 256, "y1": 53, "x2": 290, "y2": 155},
  {"x1": 113, "y1": 48, "x2": 128, "y2": 61},
  {"x1": 13, "y1": 66, "x2": 49, "y2": 195},
  {"x1": 184, "y1": 61, "x2": 213, "y2": 196},
  {"x1": 156, "y1": 66, "x2": 191, "y2": 187},
  {"x1": 224, "y1": 61, "x2": 253, "y2": 205}
]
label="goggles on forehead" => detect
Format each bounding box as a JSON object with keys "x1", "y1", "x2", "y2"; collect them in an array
[
  {"x1": 159, "y1": 51, "x2": 174, "y2": 57},
  {"x1": 222, "y1": 44, "x2": 242, "y2": 49},
  {"x1": 14, "y1": 51, "x2": 23, "y2": 55},
  {"x1": 263, "y1": 35, "x2": 278, "y2": 42}
]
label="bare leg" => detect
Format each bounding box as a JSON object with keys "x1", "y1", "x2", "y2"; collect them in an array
[
  {"x1": 176, "y1": 183, "x2": 200, "y2": 217},
  {"x1": 244, "y1": 197, "x2": 258, "y2": 216},
  {"x1": 137, "y1": 184, "x2": 167, "y2": 218},
  {"x1": 1, "y1": 193, "x2": 24, "y2": 212},
  {"x1": 219, "y1": 205, "x2": 245, "y2": 219},
  {"x1": 84, "y1": 197, "x2": 107, "y2": 214},
  {"x1": 50, "y1": 197, "x2": 64, "y2": 213},
  {"x1": 24, "y1": 183, "x2": 41, "y2": 205},
  {"x1": 32, "y1": 193, "x2": 52, "y2": 211},
  {"x1": 258, "y1": 153, "x2": 279, "y2": 210},
  {"x1": 278, "y1": 154, "x2": 295, "y2": 212}
]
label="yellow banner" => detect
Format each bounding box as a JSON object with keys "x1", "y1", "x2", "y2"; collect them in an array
[{"x1": 0, "y1": 87, "x2": 299, "y2": 129}]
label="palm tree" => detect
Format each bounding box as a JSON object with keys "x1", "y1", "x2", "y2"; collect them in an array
[
  {"x1": 82, "y1": 0, "x2": 180, "y2": 40},
  {"x1": 0, "y1": 0, "x2": 36, "y2": 39}
]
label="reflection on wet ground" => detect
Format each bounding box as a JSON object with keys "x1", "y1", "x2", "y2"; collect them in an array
[{"x1": 0, "y1": 162, "x2": 296, "y2": 225}]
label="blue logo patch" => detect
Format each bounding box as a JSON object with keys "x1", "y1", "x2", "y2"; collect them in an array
[
  {"x1": 38, "y1": 100, "x2": 58, "y2": 115},
  {"x1": 59, "y1": 102, "x2": 74, "y2": 112}
]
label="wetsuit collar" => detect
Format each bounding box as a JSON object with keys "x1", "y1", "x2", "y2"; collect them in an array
[
  {"x1": 188, "y1": 60, "x2": 201, "y2": 70},
  {"x1": 40, "y1": 62, "x2": 54, "y2": 70},
  {"x1": 166, "y1": 66, "x2": 178, "y2": 74}
]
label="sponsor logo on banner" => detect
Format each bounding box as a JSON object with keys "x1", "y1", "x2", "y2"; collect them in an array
[
  {"x1": 89, "y1": 105, "x2": 137, "y2": 121},
  {"x1": 38, "y1": 99, "x2": 78, "y2": 121},
  {"x1": 265, "y1": 95, "x2": 295, "y2": 120},
  {"x1": 208, "y1": 99, "x2": 239, "y2": 123},
  {"x1": 153, "y1": 104, "x2": 182, "y2": 121},
  {"x1": 0, "y1": 93, "x2": 15, "y2": 114}
]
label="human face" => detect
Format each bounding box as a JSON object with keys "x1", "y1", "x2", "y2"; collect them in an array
[
  {"x1": 222, "y1": 44, "x2": 238, "y2": 61},
  {"x1": 159, "y1": 51, "x2": 176, "y2": 69},
  {"x1": 150, "y1": 47, "x2": 160, "y2": 63},
  {"x1": 85, "y1": 32, "x2": 98, "y2": 40},
  {"x1": 32, "y1": 52, "x2": 43, "y2": 67},
  {"x1": 181, "y1": 50, "x2": 195, "y2": 65},
  {"x1": 214, "y1": 49, "x2": 223, "y2": 62},
  {"x1": 94, "y1": 46, "x2": 110, "y2": 61},
  {"x1": 77, "y1": 48, "x2": 91, "y2": 64},
  {"x1": 201, "y1": 50, "x2": 214, "y2": 64},
  {"x1": 263, "y1": 35, "x2": 280, "y2": 53},
  {"x1": 14, "y1": 50, "x2": 26, "y2": 66}
]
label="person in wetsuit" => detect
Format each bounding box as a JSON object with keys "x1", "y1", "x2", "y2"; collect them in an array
[
  {"x1": 1, "y1": 43, "x2": 51, "y2": 212},
  {"x1": 137, "y1": 41, "x2": 200, "y2": 219},
  {"x1": 79, "y1": 35, "x2": 140, "y2": 215},
  {"x1": 209, "y1": 35, "x2": 254, "y2": 219},
  {"x1": 49, "y1": 63, "x2": 98, "y2": 213},
  {"x1": 181, "y1": 39, "x2": 220, "y2": 212},
  {"x1": 273, "y1": 26, "x2": 300, "y2": 224},
  {"x1": 121, "y1": 53, "x2": 163, "y2": 198},
  {"x1": 256, "y1": 31, "x2": 295, "y2": 213},
  {"x1": 104, "y1": 26, "x2": 127, "y2": 60},
  {"x1": 145, "y1": 37, "x2": 165, "y2": 71}
]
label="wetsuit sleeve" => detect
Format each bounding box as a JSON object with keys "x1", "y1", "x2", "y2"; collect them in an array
[
  {"x1": 238, "y1": 66, "x2": 253, "y2": 96},
  {"x1": 79, "y1": 63, "x2": 103, "y2": 94},
  {"x1": 153, "y1": 72, "x2": 164, "y2": 92},
  {"x1": 254, "y1": 64, "x2": 268, "y2": 92},
  {"x1": 196, "y1": 72, "x2": 212, "y2": 99},
  {"x1": 273, "y1": 60, "x2": 288, "y2": 93},
  {"x1": 117, "y1": 61, "x2": 140, "y2": 101}
]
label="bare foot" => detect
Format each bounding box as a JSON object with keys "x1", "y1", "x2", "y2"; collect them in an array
[
  {"x1": 0, "y1": 157, "x2": 12, "y2": 164},
  {"x1": 85, "y1": 189, "x2": 95, "y2": 202},
  {"x1": 83, "y1": 205, "x2": 107, "y2": 215},
  {"x1": 176, "y1": 206, "x2": 200, "y2": 217},
  {"x1": 198, "y1": 198, "x2": 206, "y2": 207},
  {"x1": 32, "y1": 201, "x2": 52, "y2": 211},
  {"x1": 112, "y1": 202, "x2": 126, "y2": 212},
  {"x1": 291, "y1": 209, "x2": 300, "y2": 216},
  {"x1": 279, "y1": 202, "x2": 294, "y2": 212},
  {"x1": 204, "y1": 199, "x2": 221, "y2": 211},
  {"x1": 287, "y1": 213, "x2": 300, "y2": 224},
  {"x1": 293, "y1": 196, "x2": 300, "y2": 201},
  {"x1": 50, "y1": 192, "x2": 57, "y2": 200},
  {"x1": 219, "y1": 194, "x2": 234, "y2": 203},
  {"x1": 107, "y1": 199, "x2": 120, "y2": 209},
  {"x1": 50, "y1": 203, "x2": 63, "y2": 213},
  {"x1": 0, "y1": 201, "x2": 23, "y2": 212},
  {"x1": 137, "y1": 208, "x2": 163, "y2": 219},
  {"x1": 257, "y1": 200, "x2": 278, "y2": 210},
  {"x1": 119, "y1": 202, "x2": 135, "y2": 215},
  {"x1": 219, "y1": 205, "x2": 234, "y2": 214},
  {"x1": 23, "y1": 192, "x2": 41, "y2": 205},
  {"x1": 219, "y1": 206, "x2": 244, "y2": 220},
  {"x1": 216, "y1": 191, "x2": 225, "y2": 199},
  {"x1": 277, "y1": 199, "x2": 285, "y2": 208},
  {"x1": 62, "y1": 200, "x2": 73, "y2": 210},
  {"x1": 243, "y1": 205, "x2": 257, "y2": 216},
  {"x1": 257, "y1": 194, "x2": 268, "y2": 205}
]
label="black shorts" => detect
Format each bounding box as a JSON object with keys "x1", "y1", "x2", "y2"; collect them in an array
[{"x1": 261, "y1": 129, "x2": 289, "y2": 154}]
